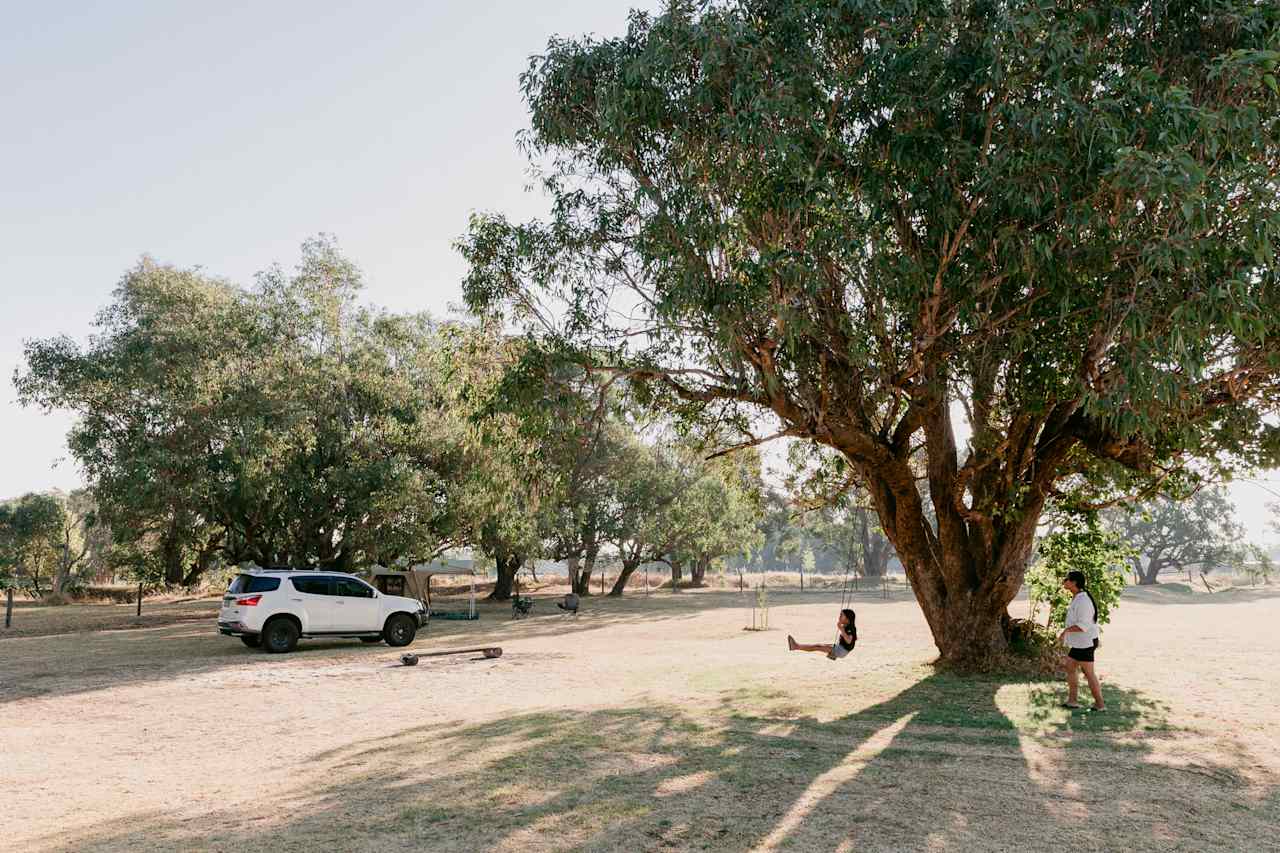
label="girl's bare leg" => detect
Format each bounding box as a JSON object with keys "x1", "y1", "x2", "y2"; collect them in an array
[
  {"x1": 1080, "y1": 662, "x2": 1104, "y2": 709},
  {"x1": 787, "y1": 635, "x2": 834, "y2": 655},
  {"x1": 1064, "y1": 658, "x2": 1080, "y2": 705}
]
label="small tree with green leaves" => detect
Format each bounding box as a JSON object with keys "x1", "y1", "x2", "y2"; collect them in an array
[
  {"x1": 1026, "y1": 517, "x2": 1131, "y2": 632},
  {"x1": 0, "y1": 494, "x2": 64, "y2": 597}
]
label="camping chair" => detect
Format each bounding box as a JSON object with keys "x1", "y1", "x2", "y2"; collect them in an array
[{"x1": 511, "y1": 595, "x2": 534, "y2": 619}]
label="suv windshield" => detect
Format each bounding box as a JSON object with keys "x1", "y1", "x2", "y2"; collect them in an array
[{"x1": 227, "y1": 575, "x2": 281, "y2": 594}]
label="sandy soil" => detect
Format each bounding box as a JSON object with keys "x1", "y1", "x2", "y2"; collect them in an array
[{"x1": 2, "y1": 583, "x2": 1278, "y2": 852}]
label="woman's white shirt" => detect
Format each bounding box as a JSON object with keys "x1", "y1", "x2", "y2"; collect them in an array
[{"x1": 1063, "y1": 592, "x2": 1100, "y2": 648}]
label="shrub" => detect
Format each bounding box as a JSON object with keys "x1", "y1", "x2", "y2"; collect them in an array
[{"x1": 1027, "y1": 516, "x2": 1130, "y2": 631}]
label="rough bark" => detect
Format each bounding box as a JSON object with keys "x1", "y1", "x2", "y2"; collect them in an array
[
  {"x1": 574, "y1": 545, "x2": 598, "y2": 596},
  {"x1": 844, "y1": 386, "x2": 1069, "y2": 668},
  {"x1": 651, "y1": 302, "x2": 1143, "y2": 667},
  {"x1": 669, "y1": 559, "x2": 683, "y2": 591},
  {"x1": 609, "y1": 556, "x2": 642, "y2": 596},
  {"x1": 566, "y1": 554, "x2": 581, "y2": 592},
  {"x1": 859, "y1": 511, "x2": 893, "y2": 578},
  {"x1": 1136, "y1": 556, "x2": 1166, "y2": 585},
  {"x1": 689, "y1": 557, "x2": 710, "y2": 587},
  {"x1": 488, "y1": 553, "x2": 522, "y2": 601}
]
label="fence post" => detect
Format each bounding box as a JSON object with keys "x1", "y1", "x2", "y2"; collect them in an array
[
  {"x1": 136, "y1": 582, "x2": 143, "y2": 616},
  {"x1": 5, "y1": 587, "x2": 13, "y2": 628}
]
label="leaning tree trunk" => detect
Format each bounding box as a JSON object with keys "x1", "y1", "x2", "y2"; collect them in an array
[
  {"x1": 488, "y1": 553, "x2": 522, "y2": 601},
  {"x1": 574, "y1": 546, "x2": 598, "y2": 596},
  {"x1": 1136, "y1": 556, "x2": 1164, "y2": 585},
  {"x1": 609, "y1": 557, "x2": 642, "y2": 596}
]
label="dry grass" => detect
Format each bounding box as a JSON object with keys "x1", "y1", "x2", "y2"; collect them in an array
[
  {"x1": 2, "y1": 583, "x2": 1278, "y2": 852},
  {"x1": 0, "y1": 594, "x2": 221, "y2": 638}
]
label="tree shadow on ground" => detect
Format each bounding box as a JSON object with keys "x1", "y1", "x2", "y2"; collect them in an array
[
  {"x1": 0, "y1": 589, "x2": 880, "y2": 705},
  {"x1": 44, "y1": 672, "x2": 1277, "y2": 853}
]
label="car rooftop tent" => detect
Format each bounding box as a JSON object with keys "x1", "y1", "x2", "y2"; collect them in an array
[{"x1": 368, "y1": 565, "x2": 479, "y2": 621}]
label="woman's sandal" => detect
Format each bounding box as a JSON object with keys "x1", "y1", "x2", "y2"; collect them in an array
[
  {"x1": 787, "y1": 635, "x2": 797, "y2": 651},
  {"x1": 1060, "y1": 702, "x2": 1082, "y2": 710}
]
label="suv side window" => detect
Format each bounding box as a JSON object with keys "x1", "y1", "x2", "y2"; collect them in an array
[
  {"x1": 291, "y1": 576, "x2": 335, "y2": 596},
  {"x1": 335, "y1": 578, "x2": 375, "y2": 598},
  {"x1": 228, "y1": 575, "x2": 282, "y2": 594}
]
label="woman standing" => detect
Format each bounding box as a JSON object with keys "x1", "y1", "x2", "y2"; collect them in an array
[{"x1": 1060, "y1": 570, "x2": 1105, "y2": 711}]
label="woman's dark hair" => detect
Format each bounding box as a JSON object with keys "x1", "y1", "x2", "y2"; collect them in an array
[
  {"x1": 1065, "y1": 571, "x2": 1098, "y2": 622},
  {"x1": 839, "y1": 608, "x2": 857, "y2": 649}
]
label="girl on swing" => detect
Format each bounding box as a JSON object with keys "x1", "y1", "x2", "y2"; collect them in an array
[{"x1": 787, "y1": 608, "x2": 857, "y2": 660}]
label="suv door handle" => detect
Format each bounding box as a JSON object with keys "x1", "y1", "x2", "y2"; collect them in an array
[
  {"x1": 334, "y1": 600, "x2": 345, "y2": 605},
  {"x1": 290, "y1": 598, "x2": 303, "y2": 602}
]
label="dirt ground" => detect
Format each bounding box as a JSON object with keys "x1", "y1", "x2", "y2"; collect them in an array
[
  {"x1": 0, "y1": 595, "x2": 220, "y2": 638},
  {"x1": 2, "y1": 582, "x2": 1278, "y2": 852}
]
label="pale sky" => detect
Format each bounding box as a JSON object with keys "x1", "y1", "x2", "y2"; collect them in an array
[{"x1": 1, "y1": 2, "x2": 1276, "y2": 543}]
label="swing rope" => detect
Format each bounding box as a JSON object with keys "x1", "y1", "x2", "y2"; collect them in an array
[{"x1": 839, "y1": 560, "x2": 854, "y2": 610}]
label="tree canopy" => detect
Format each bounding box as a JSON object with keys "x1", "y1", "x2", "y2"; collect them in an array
[
  {"x1": 461, "y1": 0, "x2": 1280, "y2": 666},
  {"x1": 16, "y1": 239, "x2": 768, "y2": 597},
  {"x1": 0, "y1": 493, "x2": 64, "y2": 594},
  {"x1": 1104, "y1": 485, "x2": 1248, "y2": 584},
  {"x1": 17, "y1": 239, "x2": 459, "y2": 581}
]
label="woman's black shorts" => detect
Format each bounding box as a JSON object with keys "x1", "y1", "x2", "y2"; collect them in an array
[{"x1": 1067, "y1": 646, "x2": 1095, "y2": 663}]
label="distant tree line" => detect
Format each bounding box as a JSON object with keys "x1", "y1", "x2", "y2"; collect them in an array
[{"x1": 12, "y1": 240, "x2": 773, "y2": 599}]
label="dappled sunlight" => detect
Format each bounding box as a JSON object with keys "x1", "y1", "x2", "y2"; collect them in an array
[
  {"x1": 8, "y1": 591, "x2": 1280, "y2": 852},
  {"x1": 1017, "y1": 734, "x2": 1087, "y2": 818},
  {"x1": 751, "y1": 712, "x2": 916, "y2": 853},
  {"x1": 655, "y1": 770, "x2": 716, "y2": 797}
]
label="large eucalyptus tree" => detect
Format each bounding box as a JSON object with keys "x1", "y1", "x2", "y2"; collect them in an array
[{"x1": 461, "y1": 0, "x2": 1280, "y2": 666}]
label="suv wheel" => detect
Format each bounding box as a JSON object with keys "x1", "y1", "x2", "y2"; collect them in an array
[
  {"x1": 262, "y1": 617, "x2": 300, "y2": 653},
  {"x1": 240, "y1": 634, "x2": 262, "y2": 648},
  {"x1": 384, "y1": 613, "x2": 417, "y2": 647}
]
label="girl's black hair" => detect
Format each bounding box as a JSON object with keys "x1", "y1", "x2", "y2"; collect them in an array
[
  {"x1": 1066, "y1": 571, "x2": 1098, "y2": 622},
  {"x1": 839, "y1": 608, "x2": 857, "y2": 649}
]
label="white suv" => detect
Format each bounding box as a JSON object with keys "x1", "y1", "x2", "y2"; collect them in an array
[{"x1": 218, "y1": 569, "x2": 427, "y2": 653}]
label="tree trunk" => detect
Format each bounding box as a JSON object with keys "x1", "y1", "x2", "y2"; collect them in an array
[
  {"x1": 1136, "y1": 556, "x2": 1164, "y2": 585},
  {"x1": 574, "y1": 546, "x2": 598, "y2": 596},
  {"x1": 669, "y1": 559, "x2": 683, "y2": 591},
  {"x1": 857, "y1": 398, "x2": 1060, "y2": 669},
  {"x1": 862, "y1": 518, "x2": 892, "y2": 578},
  {"x1": 566, "y1": 554, "x2": 581, "y2": 591},
  {"x1": 857, "y1": 509, "x2": 871, "y2": 579},
  {"x1": 690, "y1": 557, "x2": 709, "y2": 587},
  {"x1": 52, "y1": 561, "x2": 70, "y2": 597},
  {"x1": 487, "y1": 553, "x2": 522, "y2": 601},
  {"x1": 609, "y1": 557, "x2": 642, "y2": 596}
]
